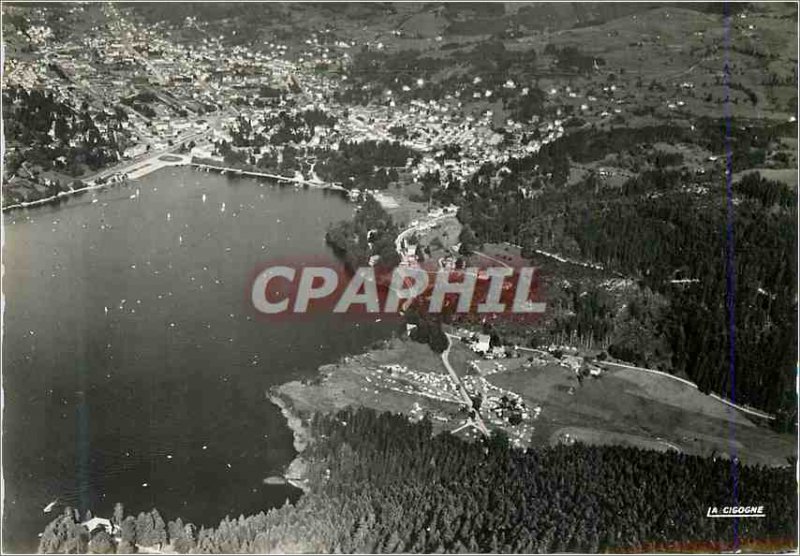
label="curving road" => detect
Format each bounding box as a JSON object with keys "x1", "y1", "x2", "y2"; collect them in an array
[
  {"x1": 395, "y1": 213, "x2": 455, "y2": 256},
  {"x1": 598, "y1": 360, "x2": 776, "y2": 421},
  {"x1": 442, "y1": 333, "x2": 489, "y2": 436}
]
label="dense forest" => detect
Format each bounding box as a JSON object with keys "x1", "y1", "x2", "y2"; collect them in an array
[
  {"x1": 39, "y1": 408, "x2": 796, "y2": 553},
  {"x1": 220, "y1": 107, "x2": 414, "y2": 190},
  {"x1": 314, "y1": 140, "x2": 417, "y2": 189},
  {"x1": 2, "y1": 85, "x2": 128, "y2": 176},
  {"x1": 447, "y1": 120, "x2": 797, "y2": 429},
  {"x1": 227, "y1": 109, "x2": 337, "y2": 150},
  {"x1": 564, "y1": 183, "x2": 795, "y2": 416},
  {"x1": 325, "y1": 194, "x2": 401, "y2": 271}
]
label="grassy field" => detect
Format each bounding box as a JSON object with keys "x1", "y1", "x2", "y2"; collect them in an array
[
  {"x1": 446, "y1": 339, "x2": 482, "y2": 376},
  {"x1": 276, "y1": 332, "x2": 794, "y2": 467},
  {"x1": 421, "y1": 217, "x2": 463, "y2": 262},
  {"x1": 269, "y1": 2, "x2": 797, "y2": 468},
  {"x1": 467, "y1": 243, "x2": 518, "y2": 267},
  {"x1": 276, "y1": 337, "x2": 466, "y2": 435},
  {"x1": 489, "y1": 363, "x2": 795, "y2": 467},
  {"x1": 552, "y1": 426, "x2": 679, "y2": 453},
  {"x1": 386, "y1": 196, "x2": 430, "y2": 227},
  {"x1": 532, "y1": 5, "x2": 797, "y2": 121},
  {"x1": 734, "y1": 167, "x2": 798, "y2": 188}
]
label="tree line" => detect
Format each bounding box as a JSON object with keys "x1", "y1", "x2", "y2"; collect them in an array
[
  {"x1": 39, "y1": 408, "x2": 796, "y2": 553},
  {"x1": 3, "y1": 85, "x2": 129, "y2": 177},
  {"x1": 325, "y1": 194, "x2": 400, "y2": 271},
  {"x1": 447, "y1": 120, "x2": 797, "y2": 429},
  {"x1": 314, "y1": 140, "x2": 416, "y2": 189}
]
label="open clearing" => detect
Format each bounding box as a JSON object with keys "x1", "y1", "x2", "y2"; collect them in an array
[
  {"x1": 489, "y1": 363, "x2": 794, "y2": 467},
  {"x1": 277, "y1": 334, "x2": 794, "y2": 467},
  {"x1": 275, "y1": 337, "x2": 466, "y2": 433},
  {"x1": 551, "y1": 426, "x2": 679, "y2": 453}
]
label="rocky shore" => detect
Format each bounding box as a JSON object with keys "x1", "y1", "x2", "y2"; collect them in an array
[{"x1": 267, "y1": 390, "x2": 312, "y2": 492}]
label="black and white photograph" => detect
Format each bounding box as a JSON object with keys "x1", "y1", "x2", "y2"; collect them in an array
[{"x1": 1, "y1": 2, "x2": 798, "y2": 554}]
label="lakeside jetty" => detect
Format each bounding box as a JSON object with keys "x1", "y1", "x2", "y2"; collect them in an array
[{"x1": 191, "y1": 162, "x2": 348, "y2": 193}]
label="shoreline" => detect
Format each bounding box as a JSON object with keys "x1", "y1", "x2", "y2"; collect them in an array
[
  {"x1": 1, "y1": 155, "x2": 190, "y2": 213},
  {"x1": 2, "y1": 157, "x2": 356, "y2": 213},
  {"x1": 2, "y1": 180, "x2": 110, "y2": 212},
  {"x1": 267, "y1": 332, "x2": 794, "y2": 469},
  {"x1": 267, "y1": 391, "x2": 312, "y2": 492},
  {"x1": 191, "y1": 160, "x2": 348, "y2": 193}
]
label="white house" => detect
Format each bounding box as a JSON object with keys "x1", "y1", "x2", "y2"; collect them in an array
[
  {"x1": 81, "y1": 517, "x2": 116, "y2": 535},
  {"x1": 471, "y1": 334, "x2": 491, "y2": 354}
]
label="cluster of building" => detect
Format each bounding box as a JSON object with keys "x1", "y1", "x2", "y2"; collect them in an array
[
  {"x1": 546, "y1": 345, "x2": 603, "y2": 377},
  {"x1": 461, "y1": 333, "x2": 514, "y2": 359},
  {"x1": 396, "y1": 205, "x2": 458, "y2": 267},
  {"x1": 461, "y1": 374, "x2": 541, "y2": 441},
  {"x1": 4, "y1": 3, "x2": 605, "y2": 197}
]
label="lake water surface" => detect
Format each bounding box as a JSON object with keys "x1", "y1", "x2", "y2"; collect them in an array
[{"x1": 2, "y1": 167, "x2": 396, "y2": 552}]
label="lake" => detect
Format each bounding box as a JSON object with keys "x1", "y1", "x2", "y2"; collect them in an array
[{"x1": 1, "y1": 167, "x2": 397, "y2": 552}]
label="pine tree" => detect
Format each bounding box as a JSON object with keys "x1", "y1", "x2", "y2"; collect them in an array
[
  {"x1": 150, "y1": 509, "x2": 167, "y2": 548},
  {"x1": 112, "y1": 503, "x2": 124, "y2": 529},
  {"x1": 134, "y1": 512, "x2": 154, "y2": 546},
  {"x1": 88, "y1": 530, "x2": 114, "y2": 554}
]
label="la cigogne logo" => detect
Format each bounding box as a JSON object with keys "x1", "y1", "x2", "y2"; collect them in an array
[{"x1": 706, "y1": 505, "x2": 766, "y2": 518}]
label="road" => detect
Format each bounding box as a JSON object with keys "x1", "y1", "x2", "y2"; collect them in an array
[
  {"x1": 472, "y1": 250, "x2": 512, "y2": 269},
  {"x1": 83, "y1": 105, "x2": 234, "y2": 184},
  {"x1": 513, "y1": 345, "x2": 549, "y2": 356},
  {"x1": 597, "y1": 360, "x2": 776, "y2": 421},
  {"x1": 467, "y1": 249, "x2": 775, "y2": 423},
  {"x1": 191, "y1": 163, "x2": 347, "y2": 191},
  {"x1": 3, "y1": 111, "x2": 226, "y2": 212},
  {"x1": 395, "y1": 213, "x2": 455, "y2": 256},
  {"x1": 516, "y1": 344, "x2": 775, "y2": 420},
  {"x1": 84, "y1": 127, "x2": 214, "y2": 184},
  {"x1": 1, "y1": 151, "x2": 193, "y2": 212},
  {"x1": 442, "y1": 333, "x2": 490, "y2": 437}
]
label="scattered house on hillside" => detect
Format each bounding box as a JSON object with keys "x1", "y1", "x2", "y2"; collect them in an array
[
  {"x1": 561, "y1": 354, "x2": 583, "y2": 373},
  {"x1": 485, "y1": 345, "x2": 510, "y2": 360},
  {"x1": 470, "y1": 334, "x2": 492, "y2": 354}
]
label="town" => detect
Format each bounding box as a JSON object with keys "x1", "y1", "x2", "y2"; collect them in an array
[
  {"x1": 5, "y1": 3, "x2": 797, "y2": 554},
  {"x1": 11, "y1": 3, "x2": 787, "y2": 208}
]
